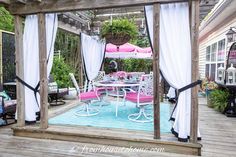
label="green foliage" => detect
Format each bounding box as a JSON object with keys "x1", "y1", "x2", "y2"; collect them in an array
[
  {"x1": 131, "y1": 36, "x2": 150, "y2": 47},
  {"x1": 101, "y1": 18, "x2": 138, "y2": 40},
  {"x1": 209, "y1": 89, "x2": 229, "y2": 113},
  {"x1": 104, "y1": 58, "x2": 152, "y2": 74},
  {"x1": 0, "y1": 7, "x2": 14, "y2": 32},
  {"x1": 123, "y1": 59, "x2": 152, "y2": 73},
  {"x1": 51, "y1": 56, "x2": 75, "y2": 88},
  {"x1": 54, "y1": 29, "x2": 80, "y2": 63},
  {"x1": 54, "y1": 29, "x2": 81, "y2": 80}
]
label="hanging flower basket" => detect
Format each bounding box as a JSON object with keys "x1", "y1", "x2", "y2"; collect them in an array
[
  {"x1": 105, "y1": 33, "x2": 131, "y2": 45},
  {"x1": 101, "y1": 18, "x2": 138, "y2": 46}
]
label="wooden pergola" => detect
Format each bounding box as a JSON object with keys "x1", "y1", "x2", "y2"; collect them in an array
[
  {"x1": 0, "y1": 0, "x2": 207, "y2": 155},
  {"x1": 91, "y1": 0, "x2": 218, "y2": 32}
]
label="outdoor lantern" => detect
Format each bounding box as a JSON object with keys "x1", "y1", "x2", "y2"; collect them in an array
[
  {"x1": 217, "y1": 64, "x2": 225, "y2": 84},
  {"x1": 226, "y1": 64, "x2": 236, "y2": 85},
  {"x1": 226, "y1": 27, "x2": 236, "y2": 43}
]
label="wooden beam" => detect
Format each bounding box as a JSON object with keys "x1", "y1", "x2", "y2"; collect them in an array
[
  {"x1": 190, "y1": 0, "x2": 200, "y2": 143},
  {"x1": 92, "y1": 18, "x2": 146, "y2": 28},
  {"x1": 14, "y1": 15, "x2": 25, "y2": 127},
  {"x1": 0, "y1": 0, "x2": 10, "y2": 5},
  {"x1": 14, "y1": 0, "x2": 26, "y2": 4},
  {"x1": 12, "y1": 125, "x2": 202, "y2": 156},
  {"x1": 58, "y1": 21, "x2": 81, "y2": 35},
  {"x1": 94, "y1": 12, "x2": 144, "y2": 22},
  {"x1": 77, "y1": 11, "x2": 93, "y2": 20},
  {"x1": 94, "y1": 6, "x2": 144, "y2": 15},
  {"x1": 153, "y1": 3, "x2": 160, "y2": 139},
  {"x1": 8, "y1": 0, "x2": 188, "y2": 15},
  {"x1": 38, "y1": 13, "x2": 48, "y2": 129},
  {"x1": 63, "y1": 12, "x2": 90, "y2": 25},
  {"x1": 61, "y1": 15, "x2": 70, "y2": 24}
]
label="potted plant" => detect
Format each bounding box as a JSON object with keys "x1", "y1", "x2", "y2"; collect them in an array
[
  {"x1": 201, "y1": 78, "x2": 218, "y2": 107},
  {"x1": 209, "y1": 89, "x2": 229, "y2": 113},
  {"x1": 101, "y1": 18, "x2": 138, "y2": 45}
]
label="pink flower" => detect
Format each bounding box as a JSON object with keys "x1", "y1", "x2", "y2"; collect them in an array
[{"x1": 116, "y1": 71, "x2": 127, "y2": 79}]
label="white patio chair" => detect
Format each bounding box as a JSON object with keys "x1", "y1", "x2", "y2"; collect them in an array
[
  {"x1": 123, "y1": 74, "x2": 153, "y2": 123},
  {"x1": 94, "y1": 71, "x2": 105, "y2": 82},
  {"x1": 69, "y1": 73, "x2": 101, "y2": 116}
]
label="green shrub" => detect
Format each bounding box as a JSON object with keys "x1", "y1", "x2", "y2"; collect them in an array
[
  {"x1": 131, "y1": 36, "x2": 150, "y2": 47},
  {"x1": 209, "y1": 89, "x2": 229, "y2": 113},
  {"x1": 123, "y1": 58, "x2": 152, "y2": 73},
  {"x1": 51, "y1": 56, "x2": 75, "y2": 88}
]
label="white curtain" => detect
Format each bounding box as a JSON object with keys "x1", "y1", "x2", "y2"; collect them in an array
[
  {"x1": 145, "y1": 3, "x2": 200, "y2": 140},
  {"x1": 23, "y1": 14, "x2": 58, "y2": 121},
  {"x1": 81, "y1": 33, "x2": 105, "y2": 90},
  {"x1": 167, "y1": 87, "x2": 176, "y2": 99}
]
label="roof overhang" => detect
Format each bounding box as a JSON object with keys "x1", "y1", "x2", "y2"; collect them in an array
[{"x1": 199, "y1": 0, "x2": 236, "y2": 41}]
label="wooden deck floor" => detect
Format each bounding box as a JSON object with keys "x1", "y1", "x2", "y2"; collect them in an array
[
  {"x1": 198, "y1": 97, "x2": 236, "y2": 157},
  {"x1": 0, "y1": 97, "x2": 236, "y2": 157}
]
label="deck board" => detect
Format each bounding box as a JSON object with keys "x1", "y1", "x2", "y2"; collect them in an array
[
  {"x1": 1, "y1": 97, "x2": 236, "y2": 156},
  {"x1": 198, "y1": 98, "x2": 236, "y2": 157}
]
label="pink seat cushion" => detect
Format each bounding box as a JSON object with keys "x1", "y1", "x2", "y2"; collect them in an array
[
  {"x1": 4, "y1": 100, "x2": 17, "y2": 108},
  {"x1": 125, "y1": 93, "x2": 153, "y2": 103},
  {"x1": 79, "y1": 92, "x2": 100, "y2": 101}
]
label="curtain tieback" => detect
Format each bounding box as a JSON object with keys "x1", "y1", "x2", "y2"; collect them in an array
[
  {"x1": 170, "y1": 80, "x2": 202, "y2": 121},
  {"x1": 15, "y1": 76, "x2": 40, "y2": 107},
  {"x1": 177, "y1": 80, "x2": 202, "y2": 96}
]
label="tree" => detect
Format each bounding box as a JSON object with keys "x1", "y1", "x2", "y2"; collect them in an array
[
  {"x1": 54, "y1": 29, "x2": 81, "y2": 81},
  {"x1": 0, "y1": 7, "x2": 14, "y2": 32}
]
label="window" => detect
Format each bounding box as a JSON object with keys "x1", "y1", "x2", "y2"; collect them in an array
[
  {"x1": 205, "y1": 39, "x2": 226, "y2": 80},
  {"x1": 206, "y1": 46, "x2": 210, "y2": 61},
  {"x1": 211, "y1": 43, "x2": 217, "y2": 62},
  {"x1": 205, "y1": 64, "x2": 210, "y2": 78},
  {"x1": 217, "y1": 39, "x2": 225, "y2": 61},
  {"x1": 205, "y1": 64, "x2": 216, "y2": 81},
  {"x1": 210, "y1": 64, "x2": 216, "y2": 81}
]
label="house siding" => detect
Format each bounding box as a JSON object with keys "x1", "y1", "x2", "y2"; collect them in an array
[{"x1": 199, "y1": 16, "x2": 236, "y2": 80}]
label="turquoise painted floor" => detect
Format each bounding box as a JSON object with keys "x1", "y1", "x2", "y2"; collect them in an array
[{"x1": 49, "y1": 101, "x2": 172, "y2": 133}]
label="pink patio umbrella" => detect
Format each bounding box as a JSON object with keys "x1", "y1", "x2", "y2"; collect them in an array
[
  {"x1": 106, "y1": 43, "x2": 136, "y2": 52},
  {"x1": 136, "y1": 47, "x2": 152, "y2": 53},
  {"x1": 105, "y1": 43, "x2": 152, "y2": 59}
]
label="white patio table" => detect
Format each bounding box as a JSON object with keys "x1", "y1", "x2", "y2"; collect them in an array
[{"x1": 94, "y1": 81, "x2": 140, "y2": 117}]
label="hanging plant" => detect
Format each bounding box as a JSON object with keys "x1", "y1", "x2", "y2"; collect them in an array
[{"x1": 101, "y1": 18, "x2": 138, "y2": 45}]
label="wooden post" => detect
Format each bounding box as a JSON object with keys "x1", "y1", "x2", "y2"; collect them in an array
[
  {"x1": 80, "y1": 58, "x2": 84, "y2": 87},
  {"x1": 38, "y1": 13, "x2": 48, "y2": 129},
  {"x1": 153, "y1": 3, "x2": 160, "y2": 139},
  {"x1": 190, "y1": 0, "x2": 200, "y2": 143},
  {"x1": 160, "y1": 79, "x2": 164, "y2": 102},
  {"x1": 77, "y1": 38, "x2": 84, "y2": 87},
  {"x1": 14, "y1": 15, "x2": 25, "y2": 127}
]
